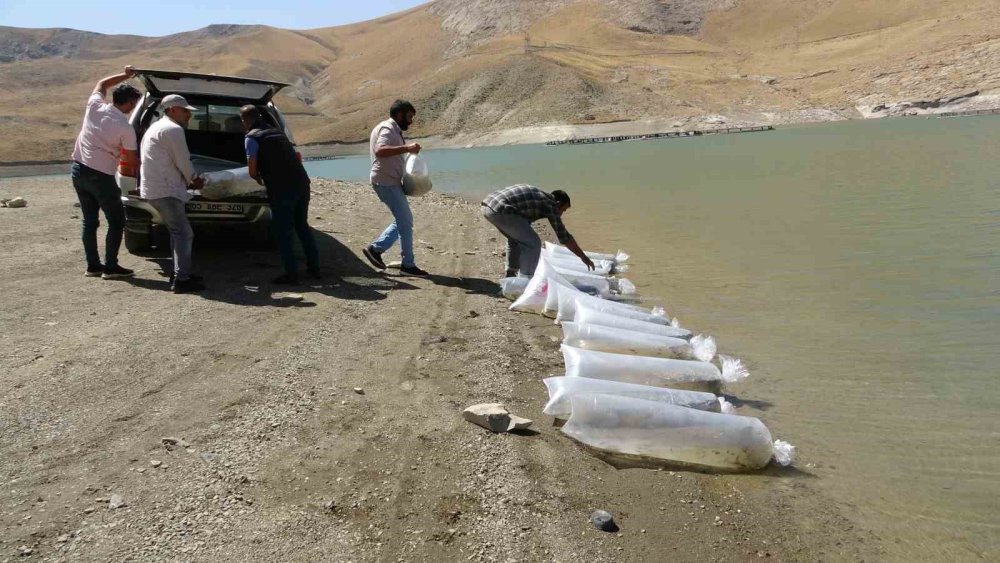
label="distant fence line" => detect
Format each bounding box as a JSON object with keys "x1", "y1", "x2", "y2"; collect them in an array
[{"x1": 545, "y1": 125, "x2": 774, "y2": 146}]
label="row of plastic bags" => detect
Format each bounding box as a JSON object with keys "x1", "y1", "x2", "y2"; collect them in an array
[{"x1": 501, "y1": 244, "x2": 794, "y2": 472}]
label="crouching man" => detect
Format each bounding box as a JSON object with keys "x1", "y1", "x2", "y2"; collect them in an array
[
  {"x1": 139, "y1": 95, "x2": 205, "y2": 294},
  {"x1": 481, "y1": 184, "x2": 594, "y2": 277}
]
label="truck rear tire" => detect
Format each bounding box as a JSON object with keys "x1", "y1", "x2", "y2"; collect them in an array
[{"x1": 125, "y1": 225, "x2": 153, "y2": 254}]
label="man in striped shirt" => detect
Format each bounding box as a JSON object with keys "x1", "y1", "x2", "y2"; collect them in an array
[{"x1": 481, "y1": 184, "x2": 594, "y2": 277}]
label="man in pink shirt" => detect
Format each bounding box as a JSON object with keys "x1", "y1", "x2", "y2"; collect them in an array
[{"x1": 70, "y1": 66, "x2": 142, "y2": 279}]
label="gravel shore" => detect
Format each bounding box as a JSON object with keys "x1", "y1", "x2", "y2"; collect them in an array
[{"x1": 0, "y1": 176, "x2": 877, "y2": 561}]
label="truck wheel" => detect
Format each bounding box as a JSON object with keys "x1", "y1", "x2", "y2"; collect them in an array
[{"x1": 124, "y1": 225, "x2": 153, "y2": 254}]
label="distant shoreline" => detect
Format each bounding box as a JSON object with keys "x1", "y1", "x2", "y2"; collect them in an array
[{"x1": 4, "y1": 98, "x2": 999, "y2": 178}]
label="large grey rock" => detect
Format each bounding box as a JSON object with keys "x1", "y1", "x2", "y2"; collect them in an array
[
  {"x1": 3, "y1": 197, "x2": 27, "y2": 208},
  {"x1": 463, "y1": 403, "x2": 532, "y2": 433}
]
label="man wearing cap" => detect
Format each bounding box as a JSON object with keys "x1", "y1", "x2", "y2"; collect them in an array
[
  {"x1": 481, "y1": 184, "x2": 594, "y2": 277},
  {"x1": 70, "y1": 65, "x2": 143, "y2": 280},
  {"x1": 139, "y1": 94, "x2": 206, "y2": 294}
]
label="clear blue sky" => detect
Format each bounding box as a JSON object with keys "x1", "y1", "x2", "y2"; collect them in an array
[{"x1": 0, "y1": 0, "x2": 429, "y2": 36}]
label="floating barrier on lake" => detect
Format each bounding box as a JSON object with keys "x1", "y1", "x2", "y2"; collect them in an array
[{"x1": 544, "y1": 126, "x2": 775, "y2": 147}]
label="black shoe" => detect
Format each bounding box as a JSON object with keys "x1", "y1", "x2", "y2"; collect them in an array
[
  {"x1": 272, "y1": 273, "x2": 300, "y2": 285},
  {"x1": 168, "y1": 273, "x2": 203, "y2": 285},
  {"x1": 400, "y1": 265, "x2": 430, "y2": 277},
  {"x1": 362, "y1": 246, "x2": 386, "y2": 270},
  {"x1": 172, "y1": 278, "x2": 206, "y2": 294},
  {"x1": 85, "y1": 265, "x2": 104, "y2": 277},
  {"x1": 306, "y1": 267, "x2": 323, "y2": 280},
  {"x1": 102, "y1": 265, "x2": 135, "y2": 280}
]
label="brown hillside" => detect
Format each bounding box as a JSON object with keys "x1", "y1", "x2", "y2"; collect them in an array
[{"x1": 0, "y1": 0, "x2": 997, "y2": 163}]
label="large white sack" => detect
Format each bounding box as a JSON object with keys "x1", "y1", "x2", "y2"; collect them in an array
[
  {"x1": 199, "y1": 167, "x2": 266, "y2": 200},
  {"x1": 556, "y1": 289, "x2": 667, "y2": 325},
  {"x1": 562, "y1": 394, "x2": 794, "y2": 471},
  {"x1": 402, "y1": 154, "x2": 433, "y2": 196},
  {"x1": 561, "y1": 344, "x2": 748, "y2": 394},
  {"x1": 510, "y1": 258, "x2": 611, "y2": 314},
  {"x1": 542, "y1": 376, "x2": 730, "y2": 417},
  {"x1": 562, "y1": 321, "x2": 716, "y2": 362},
  {"x1": 546, "y1": 255, "x2": 619, "y2": 276},
  {"x1": 575, "y1": 306, "x2": 692, "y2": 340},
  {"x1": 543, "y1": 241, "x2": 629, "y2": 264},
  {"x1": 500, "y1": 277, "x2": 529, "y2": 301}
]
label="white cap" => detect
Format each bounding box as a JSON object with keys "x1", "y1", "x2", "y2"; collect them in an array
[{"x1": 160, "y1": 94, "x2": 198, "y2": 112}]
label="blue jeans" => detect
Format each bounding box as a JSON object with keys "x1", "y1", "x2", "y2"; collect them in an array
[
  {"x1": 371, "y1": 184, "x2": 415, "y2": 268},
  {"x1": 71, "y1": 162, "x2": 125, "y2": 269},
  {"x1": 270, "y1": 191, "x2": 319, "y2": 275},
  {"x1": 148, "y1": 197, "x2": 194, "y2": 282}
]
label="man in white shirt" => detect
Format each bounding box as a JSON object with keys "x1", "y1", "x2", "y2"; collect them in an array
[
  {"x1": 70, "y1": 65, "x2": 142, "y2": 279},
  {"x1": 139, "y1": 95, "x2": 205, "y2": 294}
]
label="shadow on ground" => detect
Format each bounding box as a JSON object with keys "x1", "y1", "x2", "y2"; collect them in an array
[{"x1": 123, "y1": 228, "x2": 417, "y2": 304}]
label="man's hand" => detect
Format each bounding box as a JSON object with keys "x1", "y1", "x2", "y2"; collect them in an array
[
  {"x1": 124, "y1": 65, "x2": 136, "y2": 78},
  {"x1": 406, "y1": 143, "x2": 422, "y2": 154},
  {"x1": 581, "y1": 255, "x2": 596, "y2": 271},
  {"x1": 189, "y1": 176, "x2": 205, "y2": 190}
]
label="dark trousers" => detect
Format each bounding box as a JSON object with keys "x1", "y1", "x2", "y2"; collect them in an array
[
  {"x1": 71, "y1": 162, "x2": 125, "y2": 269},
  {"x1": 270, "y1": 191, "x2": 319, "y2": 275}
]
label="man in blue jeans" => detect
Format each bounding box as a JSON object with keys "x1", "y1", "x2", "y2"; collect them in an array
[
  {"x1": 361, "y1": 100, "x2": 429, "y2": 276},
  {"x1": 240, "y1": 105, "x2": 320, "y2": 285},
  {"x1": 70, "y1": 66, "x2": 142, "y2": 279}
]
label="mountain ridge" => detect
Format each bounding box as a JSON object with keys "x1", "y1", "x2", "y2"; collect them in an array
[{"x1": 0, "y1": 0, "x2": 997, "y2": 163}]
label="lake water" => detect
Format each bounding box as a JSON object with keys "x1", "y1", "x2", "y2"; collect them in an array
[{"x1": 306, "y1": 117, "x2": 1000, "y2": 560}]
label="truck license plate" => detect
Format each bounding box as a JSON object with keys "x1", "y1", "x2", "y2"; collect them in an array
[{"x1": 186, "y1": 202, "x2": 245, "y2": 214}]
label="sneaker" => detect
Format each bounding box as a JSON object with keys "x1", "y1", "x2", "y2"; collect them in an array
[
  {"x1": 168, "y1": 273, "x2": 203, "y2": 285},
  {"x1": 172, "y1": 278, "x2": 206, "y2": 294},
  {"x1": 102, "y1": 265, "x2": 135, "y2": 280},
  {"x1": 272, "y1": 273, "x2": 300, "y2": 285},
  {"x1": 362, "y1": 246, "x2": 386, "y2": 270},
  {"x1": 85, "y1": 265, "x2": 104, "y2": 277},
  {"x1": 400, "y1": 265, "x2": 430, "y2": 277}
]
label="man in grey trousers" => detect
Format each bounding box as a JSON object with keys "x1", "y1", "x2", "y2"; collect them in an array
[
  {"x1": 481, "y1": 184, "x2": 594, "y2": 277},
  {"x1": 139, "y1": 95, "x2": 205, "y2": 293}
]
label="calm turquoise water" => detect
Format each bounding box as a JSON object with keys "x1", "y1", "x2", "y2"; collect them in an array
[{"x1": 307, "y1": 117, "x2": 1000, "y2": 559}]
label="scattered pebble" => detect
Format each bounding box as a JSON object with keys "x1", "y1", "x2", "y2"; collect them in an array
[
  {"x1": 353, "y1": 387, "x2": 365, "y2": 395},
  {"x1": 590, "y1": 510, "x2": 618, "y2": 533},
  {"x1": 150, "y1": 460, "x2": 162, "y2": 468},
  {"x1": 109, "y1": 494, "x2": 125, "y2": 509}
]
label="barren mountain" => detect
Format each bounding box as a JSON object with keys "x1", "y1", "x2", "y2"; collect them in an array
[{"x1": 0, "y1": 0, "x2": 997, "y2": 163}]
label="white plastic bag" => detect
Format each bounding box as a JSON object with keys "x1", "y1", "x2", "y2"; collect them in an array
[
  {"x1": 199, "y1": 167, "x2": 266, "y2": 200},
  {"x1": 561, "y1": 344, "x2": 748, "y2": 394},
  {"x1": 562, "y1": 394, "x2": 794, "y2": 471},
  {"x1": 543, "y1": 241, "x2": 629, "y2": 264},
  {"x1": 542, "y1": 376, "x2": 730, "y2": 417},
  {"x1": 575, "y1": 306, "x2": 692, "y2": 340},
  {"x1": 556, "y1": 290, "x2": 667, "y2": 325},
  {"x1": 546, "y1": 255, "x2": 618, "y2": 276},
  {"x1": 562, "y1": 322, "x2": 716, "y2": 362},
  {"x1": 500, "y1": 277, "x2": 529, "y2": 301},
  {"x1": 402, "y1": 154, "x2": 432, "y2": 196},
  {"x1": 510, "y1": 258, "x2": 611, "y2": 314}
]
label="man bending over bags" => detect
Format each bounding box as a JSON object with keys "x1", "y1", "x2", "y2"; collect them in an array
[
  {"x1": 481, "y1": 184, "x2": 594, "y2": 277},
  {"x1": 240, "y1": 105, "x2": 321, "y2": 285}
]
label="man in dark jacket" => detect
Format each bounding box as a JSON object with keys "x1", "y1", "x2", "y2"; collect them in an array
[{"x1": 240, "y1": 105, "x2": 320, "y2": 284}]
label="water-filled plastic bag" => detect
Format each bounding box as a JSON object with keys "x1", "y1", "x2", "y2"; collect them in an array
[
  {"x1": 542, "y1": 376, "x2": 730, "y2": 417},
  {"x1": 562, "y1": 322, "x2": 715, "y2": 362},
  {"x1": 402, "y1": 154, "x2": 432, "y2": 196},
  {"x1": 543, "y1": 241, "x2": 629, "y2": 264},
  {"x1": 199, "y1": 167, "x2": 266, "y2": 200},
  {"x1": 561, "y1": 344, "x2": 748, "y2": 394},
  {"x1": 561, "y1": 394, "x2": 794, "y2": 471},
  {"x1": 556, "y1": 289, "x2": 667, "y2": 325},
  {"x1": 500, "y1": 277, "x2": 529, "y2": 301},
  {"x1": 575, "y1": 306, "x2": 692, "y2": 339}
]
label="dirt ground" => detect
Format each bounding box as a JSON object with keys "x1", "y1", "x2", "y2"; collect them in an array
[{"x1": 0, "y1": 176, "x2": 879, "y2": 562}]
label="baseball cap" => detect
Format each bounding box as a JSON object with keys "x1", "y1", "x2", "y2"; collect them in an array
[{"x1": 160, "y1": 94, "x2": 198, "y2": 112}]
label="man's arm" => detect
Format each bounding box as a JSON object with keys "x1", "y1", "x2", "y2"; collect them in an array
[
  {"x1": 563, "y1": 239, "x2": 596, "y2": 271},
  {"x1": 374, "y1": 143, "x2": 421, "y2": 158},
  {"x1": 245, "y1": 137, "x2": 264, "y2": 186},
  {"x1": 94, "y1": 65, "x2": 136, "y2": 97},
  {"x1": 165, "y1": 127, "x2": 201, "y2": 189}
]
